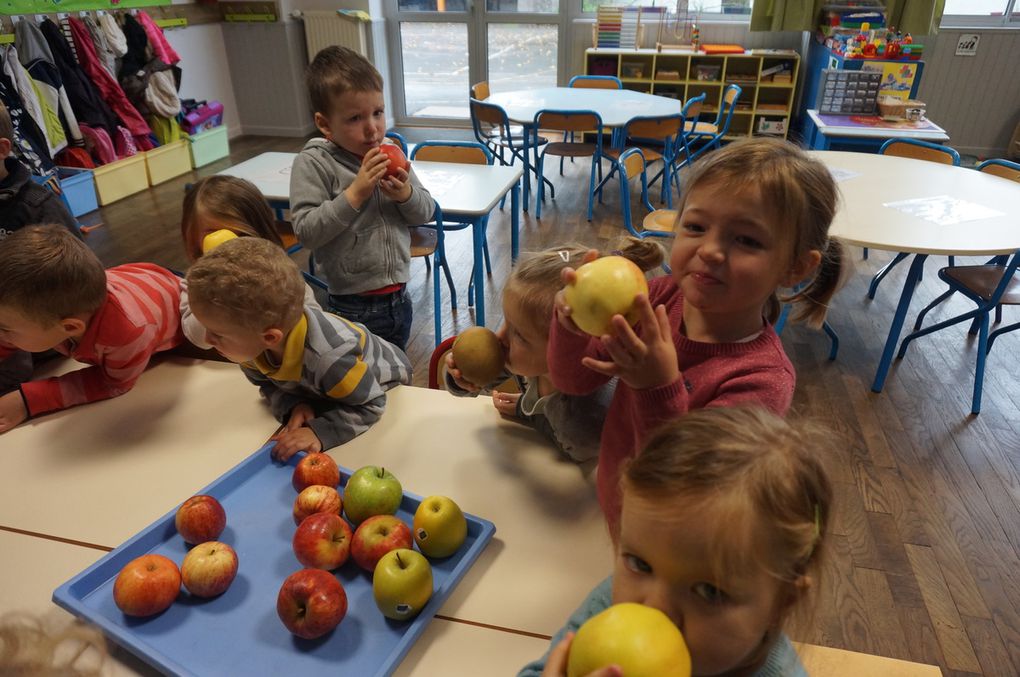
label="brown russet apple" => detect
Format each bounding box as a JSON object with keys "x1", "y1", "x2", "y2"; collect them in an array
[
  {"x1": 292, "y1": 453, "x2": 340, "y2": 493},
  {"x1": 293, "y1": 485, "x2": 343, "y2": 525},
  {"x1": 276, "y1": 569, "x2": 348, "y2": 639},
  {"x1": 181, "y1": 541, "x2": 238, "y2": 598},
  {"x1": 293, "y1": 512, "x2": 353, "y2": 570},
  {"x1": 175, "y1": 495, "x2": 226, "y2": 545},
  {"x1": 113, "y1": 554, "x2": 181, "y2": 617}
]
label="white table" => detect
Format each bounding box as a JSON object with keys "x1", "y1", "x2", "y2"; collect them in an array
[
  {"x1": 813, "y1": 150, "x2": 1020, "y2": 392},
  {"x1": 485, "y1": 87, "x2": 683, "y2": 210},
  {"x1": 218, "y1": 153, "x2": 523, "y2": 331},
  {"x1": 805, "y1": 109, "x2": 949, "y2": 151}
]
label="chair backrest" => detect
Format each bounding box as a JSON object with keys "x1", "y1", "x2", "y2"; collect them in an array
[
  {"x1": 681, "y1": 92, "x2": 707, "y2": 122},
  {"x1": 625, "y1": 114, "x2": 685, "y2": 140},
  {"x1": 534, "y1": 109, "x2": 603, "y2": 134},
  {"x1": 384, "y1": 130, "x2": 408, "y2": 155},
  {"x1": 977, "y1": 158, "x2": 1020, "y2": 182},
  {"x1": 470, "y1": 81, "x2": 490, "y2": 100},
  {"x1": 410, "y1": 140, "x2": 493, "y2": 165},
  {"x1": 714, "y1": 84, "x2": 742, "y2": 135},
  {"x1": 618, "y1": 147, "x2": 648, "y2": 180},
  {"x1": 469, "y1": 97, "x2": 513, "y2": 148},
  {"x1": 567, "y1": 74, "x2": 623, "y2": 89},
  {"x1": 879, "y1": 138, "x2": 961, "y2": 166}
]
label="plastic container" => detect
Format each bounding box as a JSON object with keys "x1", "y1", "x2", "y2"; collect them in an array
[
  {"x1": 187, "y1": 125, "x2": 230, "y2": 168},
  {"x1": 145, "y1": 140, "x2": 192, "y2": 185},
  {"x1": 181, "y1": 101, "x2": 224, "y2": 134},
  {"x1": 92, "y1": 155, "x2": 149, "y2": 206},
  {"x1": 56, "y1": 167, "x2": 99, "y2": 217}
]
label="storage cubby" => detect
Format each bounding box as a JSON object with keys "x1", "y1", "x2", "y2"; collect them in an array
[{"x1": 585, "y1": 48, "x2": 800, "y2": 141}]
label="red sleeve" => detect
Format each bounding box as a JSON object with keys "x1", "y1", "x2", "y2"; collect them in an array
[{"x1": 546, "y1": 310, "x2": 612, "y2": 396}]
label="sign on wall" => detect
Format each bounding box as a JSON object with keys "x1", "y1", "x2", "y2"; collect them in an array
[{"x1": 955, "y1": 34, "x2": 980, "y2": 57}]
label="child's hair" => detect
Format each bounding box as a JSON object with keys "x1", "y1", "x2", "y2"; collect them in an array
[
  {"x1": 180, "y1": 176, "x2": 283, "y2": 261},
  {"x1": 505, "y1": 237, "x2": 664, "y2": 338},
  {"x1": 675, "y1": 137, "x2": 844, "y2": 328},
  {"x1": 0, "y1": 224, "x2": 106, "y2": 324},
  {"x1": 623, "y1": 406, "x2": 832, "y2": 624},
  {"x1": 186, "y1": 236, "x2": 305, "y2": 334},
  {"x1": 0, "y1": 102, "x2": 12, "y2": 143},
  {"x1": 306, "y1": 46, "x2": 384, "y2": 116},
  {"x1": 0, "y1": 612, "x2": 107, "y2": 676}
]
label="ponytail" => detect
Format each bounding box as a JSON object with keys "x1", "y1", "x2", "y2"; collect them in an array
[
  {"x1": 781, "y1": 239, "x2": 846, "y2": 329},
  {"x1": 610, "y1": 236, "x2": 665, "y2": 273}
]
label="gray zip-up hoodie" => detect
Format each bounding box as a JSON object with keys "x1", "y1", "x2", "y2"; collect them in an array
[{"x1": 289, "y1": 138, "x2": 434, "y2": 296}]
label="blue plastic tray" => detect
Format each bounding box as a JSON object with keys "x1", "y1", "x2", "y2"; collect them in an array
[{"x1": 53, "y1": 444, "x2": 496, "y2": 676}]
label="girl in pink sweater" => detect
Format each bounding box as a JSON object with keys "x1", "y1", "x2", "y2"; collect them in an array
[{"x1": 548, "y1": 138, "x2": 844, "y2": 531}]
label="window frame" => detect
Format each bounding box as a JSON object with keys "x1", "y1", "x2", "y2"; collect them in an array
[
  {"x1": 579, "y1": 1, "x2": 754, "y2": 24},
  {"x1": 940, "y1": 0, "x2": 1020, "y2": 28}
]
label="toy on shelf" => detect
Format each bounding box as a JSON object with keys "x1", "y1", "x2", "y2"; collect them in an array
[{"x1": 655, "y1": 1, "x2": 695, "y2": 52}]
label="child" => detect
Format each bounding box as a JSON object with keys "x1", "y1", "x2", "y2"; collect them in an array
[
  {"x1": 550, "y1": 137, "x2": 843, "y2": 528},
  {"x1": 0, "y1": 225, "x2": 183, "y2": 434},
  {"x1": 0, "y1": 102, "x2": 81, "y2": 241},
  {"x1": 445, "y1": 239, "x2": 664, "y2": 463},
  {"x1": 290, "y1": 46, "x2": 434, "y2": 351},
  {"x1": 520, "y1": 406, "x2": 832, "y2": 677},
  {"x1": 185, "y1": 236, "x2": 412, "y2": 461}
]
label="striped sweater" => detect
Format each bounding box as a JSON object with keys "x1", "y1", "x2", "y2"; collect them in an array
[
  {"x1": 240, "y1": 304, "x2": 412, "y2": 450},
  {"x1": 13, "y1": 263, "x2": 184, "y2": 417}
]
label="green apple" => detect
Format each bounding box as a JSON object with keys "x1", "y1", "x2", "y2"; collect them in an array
[
  {"x1": 413, "y1": 495, "x2": 467, "y2": 558},
  {"x1": 372, "y1": 548, "x2": 433, "y2": 621},
  {"x1": 567, "y1": 602, "x2": 691, "y2": 677},
  {"x1": 343, "y1": 466, "x2": 403, "y2": 525}
]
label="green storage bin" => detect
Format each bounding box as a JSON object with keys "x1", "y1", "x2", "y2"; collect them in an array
[{"x1": 187, "y1": 126, "x2": 230, "y2": 168}]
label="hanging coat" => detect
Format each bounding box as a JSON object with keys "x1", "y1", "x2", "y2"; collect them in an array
[
  {"x1": 0, "y1": 69, "x2": 54, "y2": 175},
  {"x1": 13, "y1": 19, "x2": 83, "y2": 146},
  {"x1": 1, "y1": 46, "x2": 63, "y2": 155},
  {"x1": 84, "y1": 16, "x2": 118, "y2": 79},
  {"x1": 137, "y1": 11, "x2": 181, "y2": 66}
]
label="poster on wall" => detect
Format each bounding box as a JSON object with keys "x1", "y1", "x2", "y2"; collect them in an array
[
  {"x1": 861, "y1": 61, "x2": 917, "y2": 100},
  {"x1": 1, "y1": 0, "x2": 168, "y2": 14}
]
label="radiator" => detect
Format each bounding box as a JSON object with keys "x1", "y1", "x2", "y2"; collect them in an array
[{"x1": 298, "y1": 10, "x2": 369, "y2": 63}]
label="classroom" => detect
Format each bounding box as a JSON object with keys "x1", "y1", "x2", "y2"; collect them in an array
[{"x1": 1, "y1": 0, "x2": 1019, "y2": 675}]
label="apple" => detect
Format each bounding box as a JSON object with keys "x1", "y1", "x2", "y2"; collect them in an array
[
  {"x1": 201, "y1": 228, "x2": 238, "y2": 254},
  {"x1": 413, "y1": 495, "x2": 467, "y2": 559},
  {"x1": 343, "y1": 465, "x2": 403, "y2": 524},
  {"x1": 181, "y1": 541, "x2": 238, "y2": 598},
  {"x1": 293, "y1": 485, "x2": 343, "y2": 525},
  {"x1": 451, "y1": 327, "x2": 505, "y2": 387},
  {"x1": 566, "y1": 603, "x2": 691, "y2": 677},
  {"x1": 351, "y1": 514, "x2": 413, "y2": 572},
  {"x1": 175, "y1": 495, "x2": 226, "y2": 545},
  {"x1": 378, "y1": 143, "x2": 409, "y2": 178},
  {"x1": 276, "y1": 569, "x2": 348, "y2": 640},
  {"x1": 292, "y1": 512, "x2": 353, "y2": 570},
  {"x1": 113, "y1": 554, "x2": 181, "y2": 617},
  {"x1": 292, "y1": 453, "x2": 340, "y2": 493},
  {"x1": 372, "y1": 548, "x2": 434, "y2": 621},
  {"x1": 563, "y1": 255, "x2": 650, "y2": 337}
]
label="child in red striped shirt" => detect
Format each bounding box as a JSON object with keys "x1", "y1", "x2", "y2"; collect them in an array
[{"x1": 0, "y1": 225, "x2": 184, "y2": 433}]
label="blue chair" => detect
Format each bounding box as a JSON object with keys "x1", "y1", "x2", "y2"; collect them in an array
[
  {"x1": 897, "y1": 248, "x2": 1020, "y2": 414},
  {"x1": 774, "y1": 293, "x2": 840, "y2": 361},
  {"x1": 614, "y1": 148, "x2": 667, "y2": 239},
  {"x1": 683, "y1": 84, "x2": 741, "y2": 160},
  {"x1": 533, "y1": 109, "x2": 604, "y2": 221},
  {"x1": 560, "y1": 75, "x2": 621, "y2": 173},
  {"x1": 976, "y1": 158, "x2": 1020, "y2": 182},
  {"x1": 384, "y1": 129, "x2": 409, "y2": 155},
  {"x1": 469, "y1": 97, "x2": 552, "y2": 211},
  {"x1": 867, "y1": 138, "x2": 961, "y2": 299},
  {"x1": 597, "y1": 113, "x2": 685, "y2": 209}
]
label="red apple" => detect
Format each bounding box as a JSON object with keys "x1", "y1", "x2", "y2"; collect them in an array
[
  {"x1": 292, "y1": 512, "x2": 353, "y2": 570},
  {"x1": 276, "y1": 569, "x2": 348, "y2": 639},
  {"x1": 113, "y1": 554, "x2": 181, "y2": 617},
  {"x1": 293, "y1": 485, "x2": 343, "y2": 525},
  {"x1": 181, "y1": 541, "x2": 238, "y2": 598},
  {"x1": 378, "y1": 143, "x2": 409, "y2": 178},
  {"x1": 175, "y1": 495, "x2": 226, "y2": 545},
  {"x1": 351, "y1": 514, "x2": 413, "y2": 572},
  {"x1": 292, "y1": 453, "x2": 340, "y2": 493}
]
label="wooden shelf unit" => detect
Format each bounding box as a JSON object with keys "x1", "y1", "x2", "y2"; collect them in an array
[{"x1": 585, "y1": 48, "x2": 800, "y2": 140}]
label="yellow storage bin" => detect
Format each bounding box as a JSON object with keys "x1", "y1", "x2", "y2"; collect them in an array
[
  {"x1": 145, "y1": 139, "x2": 192, "y2": 185},
  {"x1": 92, "y1": 154, "x2": 149, "y2": 206}
]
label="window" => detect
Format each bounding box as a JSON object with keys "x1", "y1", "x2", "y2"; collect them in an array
[
  {"x1": 941, "y1": 0, "x2": 1020, "y2": 26},
  {"x1": 581, "y1": 0, "x2": 753, "y2": 17}
]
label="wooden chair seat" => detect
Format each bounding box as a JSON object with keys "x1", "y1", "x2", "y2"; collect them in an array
[
  {"x1": 543, "y1": 141, "x2": 597, "y2": 157},
  {"x1": 409, "y1": 226, "x2": 438, "y2": 258},
  {"x1": 684, "y1": 120, "x2": 718, "y2": 134},
  {"x1": 602, "y1": 146, "x2": 664, "y2": 163},
  {"x1": 492, "y1": 134, "x2": 548, "y2": 148},
  {"x1": 943, "y1": 265, "x2": 1020, "y2": 304},
  {"x1": 279, "y1": 232, "x2": 298, "y2": 250},
  {"x1": 642, "y1": 209, "x2": 678, "y2": 233}
]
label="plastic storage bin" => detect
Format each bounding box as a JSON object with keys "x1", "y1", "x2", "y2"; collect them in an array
[
  {"x1": 187, "y1": 125, "x2": 230, "y2": 168},
  {"x1": 57, "y1": 167, "x2": 99, "y2": 217},
  {"x1": 92, "y1": 155, "x2": 149, "y2": 206},
  {"x1": 145, "y1": 139, "x2": 191, "y2": 185}
]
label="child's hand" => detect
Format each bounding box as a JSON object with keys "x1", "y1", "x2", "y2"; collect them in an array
[
  {"x1": 541, "y1": 632, "x2": 621, "y2": 677},
  {"x1": 554, "y1": 250, "x2": 600, "y2": 335},
  {"x1": 492, "y1": 391, "x2": 521, "y2": 417},
  {"x1": 581, "y1": 294, "x2": 680, "y2": 391},
  {"x1": 0, "y1": 391, "x2": 27, "y2": 434},
  {"x1": 444, "y1": 353, "x2": 481, "y2": 393},
  {"x1": 345, "y1": 148, "x2": 390, "y2": 209},
  {"x1": 271, "y1": 404, "x2": 320, "y2": 460},
  {"x1": 378, "y1": 167, "x2": 413, "y2": 203}
]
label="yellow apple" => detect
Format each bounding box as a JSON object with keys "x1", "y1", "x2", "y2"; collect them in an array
[
  {"x1": 373, "y1": 548, "x2": 433, "y2": 620},
  {"x1": 451, "y1": 326, "x2": 505, "y2": 387},
  {"x1": 567, "y1": 602, "x2": 691, "y2": 677},
  {"x1": 413, "y1": 495, "x2": 467, "y2": 558},
  {"x1": 563, "y1": 256, "x2": 649, "y2": 337},
  {"x1": 201, "y1": 229, "x2": 239, "y2": 254}
]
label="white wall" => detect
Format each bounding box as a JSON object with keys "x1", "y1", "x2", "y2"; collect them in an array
[{"x1": 162, "y1": 24, "x2": 242, "y2": 137}]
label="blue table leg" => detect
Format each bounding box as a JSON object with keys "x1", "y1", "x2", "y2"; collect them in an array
[
  {"x1": 872, "y1": 253, "x2": 927, "y2": 392},
  {"x1": 472, "y1": 216, "x2": 486, "y2": 327},
  {"x1": 521, "y1": 124, "x2": 531, "y2": 213},
  {"x1": 511, "y1": 183, "x2": 520, "y2": 262}
]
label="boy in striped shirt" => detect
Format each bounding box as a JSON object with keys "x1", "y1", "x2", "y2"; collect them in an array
[
  {"x1": 0, "y1": 225, "x2": 184, "y2": 433},
  {"x1": 185, "y1": 237, "x2": 411, "y2": 461}
]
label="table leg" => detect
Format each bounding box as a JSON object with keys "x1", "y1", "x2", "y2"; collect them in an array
[
  {"x1": 872, "y1": 253, "x2": 927, "y2": 393},
  {"x1": 473, "y1": 216, "x2": 486, "y2": 327},
  {"x1": 521, "y1": 124, "x2": 531, "y2": 213},
  {"x1": 511, "y1": 183, "x2": 520, "y2": 262}
]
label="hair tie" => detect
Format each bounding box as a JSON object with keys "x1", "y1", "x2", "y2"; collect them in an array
[{"x1": 610, "y1": 249, "x2": 624, "y2": 257}]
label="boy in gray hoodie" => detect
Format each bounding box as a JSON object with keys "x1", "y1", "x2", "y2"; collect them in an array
[{"x1": 289, "y1": 46, "x2": 434, "y2": 351}]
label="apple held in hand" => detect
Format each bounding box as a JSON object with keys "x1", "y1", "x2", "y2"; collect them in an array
[
  {"x1": 293, "y1": 512, "x2": 353, "y2": 570},
  {"x1": 292, "y1": 453, "x2": 340, "y2": 493},
  {"x1": 175, "y1": 495, "x2": 226, "y2": 545},
  {"x1": 451, "y1": 327, "x2": 505, "y2": 387},
  {"x1": 343, "y1": 465, "x2": 403, "y2": 525},
  {"x1": 276, "y1": 569, "x2": 348, "y2": 640},
  {"x1": 567, "y1": 603, "x2": 691, "y2": 677},
  {"x1": 293, "y1": 485, "x2": 343, "y2": 525},
  {"x1": 378, "y1": 143, "x2": 409, "y2": 178},
  {"x1": 113, "y1": 554, "x2": 181, "y2": 617},
  {"x1": 413, "y1": 495, "x2": 467, "y2": 559},
  {"x1": 201, "y1": 228, "x2": 238, "y2": 254},
  {"x1": 564, "y1": 255, "x2": 649, "y2": 337},
  {"x1": 181, "y1": 541, "x2": 238, "y2": 598},
  {"x1": 351, "y1": 514, "x2": 413, "y2": 572},
  {"x1": 373, "y1": 548, "x2": 433, "y2": 621}
]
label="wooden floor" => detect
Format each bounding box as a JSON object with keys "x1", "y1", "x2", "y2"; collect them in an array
[{"x1": 83, "y1": 134, "x2": 1020, "y2": 676}]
